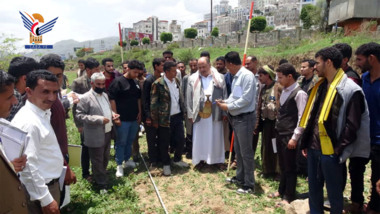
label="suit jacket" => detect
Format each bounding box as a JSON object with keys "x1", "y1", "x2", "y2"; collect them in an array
[
  {"x1": 0, "y1": 150, "x2": 27, "y2": 214},
  {"x1": 186, "y1": 67, "x2": 227, "y2": 123},
  {"x1": 76, "y1": 90, "x2": 113, "y2": 148},
  {"x1": 71, "y1": 75, "x2": 92, "y2": 128},
  {"x1": 150, "y1": 77, "x2": 185, "y2": 128}
]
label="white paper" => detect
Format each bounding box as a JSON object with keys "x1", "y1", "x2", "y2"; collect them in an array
[
  {"x1": 59, "y1": 166, "x2": 67, "y2": 191},
  {"x1": 60, "y1": 186, "x2": 71, "y2": 209},
  {"x1": 232, "y1": 86, "x2": 243, "y2": 97},
  {"x1": 272, "y1": 138, "x2": 277, "y2": 153},
  {"x1": 0, "y1": 119, "x2": 28, "y2": 161}
]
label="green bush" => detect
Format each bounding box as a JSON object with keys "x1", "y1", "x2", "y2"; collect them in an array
[
  {"x1": 184, "y1": 28, "x2": 198, "y2": 39},
  {"x1": 211, "y1": 27, "x2": 219, "y2": 37},
  {"x1": 160, "y1": 32, "x2": 173, "y2": 44},
  {"x1": 142, "y1": 37, "x2": 150, "y2": 45},
  {"x1": 263, "y1": 26, "x2": 274, "y2": 32},
  {"x1": 250, "y1": 16, "x2": 267, "y2": 32},
  {"x1": 167, "y1": 42, "x2": 180, "y2": 51},
  {"x1": 118, "y1": 41, "x2": 127, "y2": 47},
  {"x1": 177, "y1": 49, "x2": 195, "y2": 64},
  {"x1": 300, "y1": 4, "x2": 321, "y2": 30},
  {"x1": 130, "y1": 40, "x2": 139, "y2": 46}
]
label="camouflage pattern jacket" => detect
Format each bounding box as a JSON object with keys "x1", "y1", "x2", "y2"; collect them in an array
[
  {"x1": 150, "y1": 77, "x2": 185, "y2": 128},
  {"x1": 297, "y1": 74, "x2": 319, "y2": 94}
]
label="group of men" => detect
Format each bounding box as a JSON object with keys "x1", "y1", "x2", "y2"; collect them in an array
[{"x1": 1, "y1": 41, "x2": 380, "y2": 214}]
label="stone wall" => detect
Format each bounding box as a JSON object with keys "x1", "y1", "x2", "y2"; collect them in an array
[{"x1": 125, "y1": 27, "x2": 314, "y2": 51}]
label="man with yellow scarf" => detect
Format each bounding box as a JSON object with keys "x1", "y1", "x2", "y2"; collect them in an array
[{"x1": 299, "y1": 47, "x2": 370, "y2": 214}]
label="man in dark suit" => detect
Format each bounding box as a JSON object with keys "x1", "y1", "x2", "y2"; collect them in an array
[
  {"x1": 71, "y1": 57, "x2": 100, "y2": 180},
  {"x1": 0, "y1": 70, "x2": 27, "y2": 214}
]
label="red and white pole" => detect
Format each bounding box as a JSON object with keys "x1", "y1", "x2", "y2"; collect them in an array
[{"x1": 242, "y1": 1, "x2": 254, "y2": 65}]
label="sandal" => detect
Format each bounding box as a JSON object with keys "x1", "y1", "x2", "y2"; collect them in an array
[
  {"x1": 268, "y1": 192, "x2": 281, "y2": 199},
  {"x1": 275, "y1": 200, "x2": 290, "y2": 208}
]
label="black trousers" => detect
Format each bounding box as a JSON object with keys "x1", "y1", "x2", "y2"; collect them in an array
[
  {"x1": 277, "y1": 134, "x2": 297, "y2": 202},
  {"x1": 342, "y1": 156, "x2": 369, "y2": 206},
  {"x1": 368, "y1": 145, "x2": 380, "y2": 212},
  {"x1": 144, "y1": 124, "x2": 160, "y2": 164},
  {"x1": 80, "y1": 132, "x2": 90, "y2": 178},
  {"x1": 158, "y1": 113, "x2": 184, "y2": 165}
]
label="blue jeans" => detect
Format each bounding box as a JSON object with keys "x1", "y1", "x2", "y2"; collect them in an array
[
  {"x1": 307, "y1": 149, "x2": 343, "y2": 214},
  {"x1": 115, "y1": 121, "x2": 139, "y2": 165}
]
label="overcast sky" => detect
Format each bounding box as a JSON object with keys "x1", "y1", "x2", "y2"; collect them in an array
[{"x1": 1, "y1": 0, "x2": 238, "y2": 49}]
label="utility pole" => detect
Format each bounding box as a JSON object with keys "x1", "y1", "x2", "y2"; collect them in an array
[{"x1": 210, "y1": 0, "x2": 213, "y2": 33}]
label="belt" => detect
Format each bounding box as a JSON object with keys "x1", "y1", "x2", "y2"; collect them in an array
[
  {"x1": 46, "y1": 178, "x2": 59, "y2": 186},
  {"x1": 229, "y1": 111, "x2": 254, "y2": 118}
]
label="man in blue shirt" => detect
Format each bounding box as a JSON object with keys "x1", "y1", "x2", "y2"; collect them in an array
[
  {"x1": 355, "y1": 42, "x2": 380, "y2": 214},
  {"x1": 217, "y1": 51, "x2": 257, "y2": 194}
]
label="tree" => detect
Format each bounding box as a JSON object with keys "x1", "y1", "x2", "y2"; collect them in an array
[
  {"x1": 75, "y1": 48, "x2": 93, "y2": 58},
  {"x1": 142, "y1": 37, "x2": 150, "y2": 45},
  {"x1": 250, "y1": 16, "x2": 267, "y2": 32},
  {"x1": 300, "y1": 4, "x2": 322, "y2": 30},
  {"x1": 160, "y1": 32, "x2": 173, "y2": 44},
  {"x1": 184, "y1": 28, "x2": 198, "y2": 39},
  {"x1": 211, "y1": 27, "x2": 219, "y2": 37},
  {"x1": 130, "y1": 40, "x2": 139, "y2": 46},
  {"x1": 118, "y1": 41, "x2": 127, "y2": 47},
  {"x1": 0, "y1": 34, "x2": 21, "y2": 70}
]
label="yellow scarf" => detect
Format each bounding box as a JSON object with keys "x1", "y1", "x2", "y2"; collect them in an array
[{"x1": 300, "y1": 69, "x2": 345, "y2": 155}]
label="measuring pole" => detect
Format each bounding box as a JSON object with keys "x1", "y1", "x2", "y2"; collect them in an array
[
  {"x1": 242, "y1": 2, "x2": 254, "y2": 65},
  {"x1": 118, "y1": 22, "x2": 124, "y2": 62}
]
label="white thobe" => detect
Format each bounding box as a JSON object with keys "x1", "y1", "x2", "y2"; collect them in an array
[{"x1": 192, "y1": 75, "x2": 224, "y2": 165}]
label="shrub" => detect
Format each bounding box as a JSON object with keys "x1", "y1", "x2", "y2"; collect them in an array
[
  {"x1": 211, "y1": 27, "x2": 219, "y2": 37},
  {"x1": 184, "y1": 28, "x2": 198, "y2": 39},
  {"x1": 130, "y1": 40, "x2": 139, "y2": 46},
  {"x1": 142, "y1": 37, "x2": 150, "y2": 45},
  {"x1": 250, "y1": 16, "x2": 267, "y2": 32},
  {"x1": 160, "y1": 32, "x2": 173, "y2": 44}
]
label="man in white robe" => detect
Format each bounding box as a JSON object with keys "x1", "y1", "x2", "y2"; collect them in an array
[{"x1": 186, "y1": 57, "x2": 227, "y2": 167}]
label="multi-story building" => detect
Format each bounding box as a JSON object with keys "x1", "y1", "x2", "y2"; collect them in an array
[
  {"x1": 191, "y1": 20, "x2": 210, "y2": 38},
  {"x1": 169, "y1": 20, "x2": 182, "y2": 41},
  {"x1": 132, "y1": 16, "x2": 169, "y2": 41},
  {"x1": 274, "y1": 7, "x2": 300, "y2": 29},
  {"x1": 215, "y1": 15, "x2": 240, "y2": 35}
]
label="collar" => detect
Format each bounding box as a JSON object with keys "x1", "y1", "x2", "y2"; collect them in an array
[
  {"x1": 164, "y1": 74, "x2": 175, "y2": 84},
  {"x1": 283, "y1": 82, "x2": 298, "y2": 92},
  {"x1": 233, "y1": 67, "x2": 244, "y2": 78},
  {"x1": 25, "y1": 100, "x2": 51, "y2": 119}
]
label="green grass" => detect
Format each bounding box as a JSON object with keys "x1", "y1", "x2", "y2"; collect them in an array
[{"x1": 63, "y1": 32, "x2": 379, "y2": 74}]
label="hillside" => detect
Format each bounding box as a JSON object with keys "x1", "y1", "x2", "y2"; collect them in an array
[{"x1": 63, "y1": 32, "x2": 379, "y2": 73}]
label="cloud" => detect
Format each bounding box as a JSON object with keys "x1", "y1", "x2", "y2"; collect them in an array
[{"x1": 1, "y1": 0, "x2": 239, "y2": 51}]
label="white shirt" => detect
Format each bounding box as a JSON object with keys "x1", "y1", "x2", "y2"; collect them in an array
[
  {"x1": 91, "y1": 89, "x2": 113, "y2": 133},
  {"x1": 279, "y1": 82, "x2": 308, "y2": 141},
  {"x1": 11, "y1": 101, "x2": 63, "y2": 207},
  {"x1": 164, "y1": 74, "x2": 181, "y2": 116}
]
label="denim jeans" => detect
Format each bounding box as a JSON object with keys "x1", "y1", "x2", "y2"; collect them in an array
[
  {"x1": 115, "y1": 121, "x2": 139, "y2": 165},
  {"x1": 307, "y1": 149, "x2": 344, "y2": 214}
]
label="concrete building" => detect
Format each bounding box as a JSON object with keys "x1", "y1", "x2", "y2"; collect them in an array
[
  {"x1": 215, "y1": 15, "x2": 240, "y2": 35},
  {"x1": 266, "y1": 15, "x2": 275, "y2": 26},
  {"x1": 132, "y1": 16, "x2": 169, "y2": 41},
  {"x1": 191, "y1": 20, "x2": 210, "y2": 38},
  {"x1": 274, "y1": 7, "x2": 300, "y2": 28},
  {"x1": 169, "y1": 20, "x2": 182, "y2": 41},
  {"x1": 329, "y1": 0, "x2": 380, "y2": 35}
]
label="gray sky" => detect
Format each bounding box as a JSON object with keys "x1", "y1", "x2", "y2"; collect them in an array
[{"x1": 1, "y1": 0, "x2": 238, "y2": 49}]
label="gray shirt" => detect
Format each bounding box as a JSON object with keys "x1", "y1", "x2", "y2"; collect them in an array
[{"x1": 225, "y1": 66, "x2": 256, "y2": 116}]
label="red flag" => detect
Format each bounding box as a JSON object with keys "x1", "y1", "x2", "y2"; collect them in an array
[{"x1": 118, "y1": 23, "x2": 123, "y2": 47}]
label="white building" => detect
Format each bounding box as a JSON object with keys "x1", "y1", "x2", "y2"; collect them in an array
[
  {"x1": 266, "y1": 16, "x2": 275, "y2": 26},
  {"x1": 191, "y1": 20, "x2": 210, "y2": 38},
  {"x1": 132, "y1": 16, "x2": 169, "y2": 41},
  {"x1": 169, "y1": 20, "x2": 182, "y2": 41}
]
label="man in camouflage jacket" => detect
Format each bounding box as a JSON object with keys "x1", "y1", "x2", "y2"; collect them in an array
[{"x1": 150, "y1": 61, "x2": 187, "y2": 175}]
